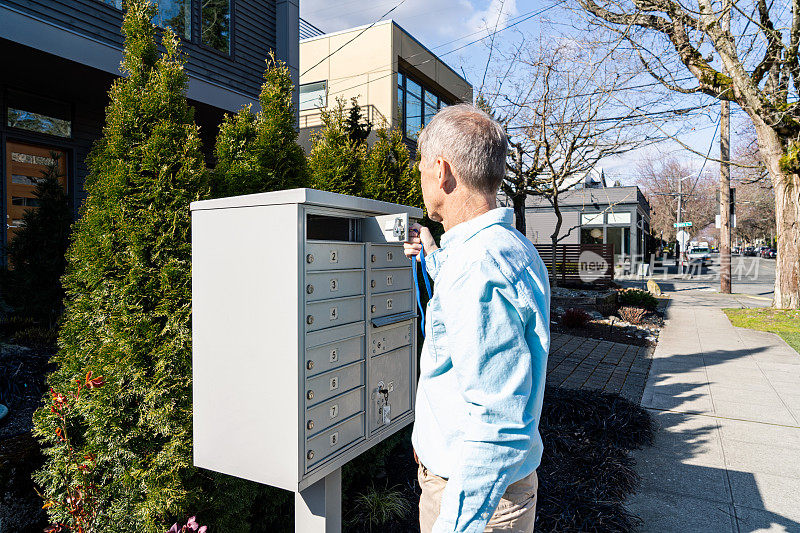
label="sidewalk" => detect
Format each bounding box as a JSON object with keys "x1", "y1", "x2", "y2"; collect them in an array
[{"x1": 626, "y1": 290, "x2": 800, "y2": 532}]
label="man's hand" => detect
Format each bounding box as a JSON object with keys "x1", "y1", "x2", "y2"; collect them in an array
[{"x1": 404, "y1": 223, "x2": 438, "y2": 261}]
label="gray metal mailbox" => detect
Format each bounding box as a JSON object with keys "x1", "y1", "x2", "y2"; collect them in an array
[{"x1": 191, "y1": 188, "x2": 422, "y2": 532}]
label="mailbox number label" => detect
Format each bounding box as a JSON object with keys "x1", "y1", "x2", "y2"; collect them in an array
[
  {"x1": 330, "y1": 278, "x2": 339, "y2": 292},
  {"x1": 387, "y1": 251, "x2": 393, "y2": 261},
  {"x1": 386, "y1": 299, "x2": 393, "y2": 310},
  {"x1": 330, "y1": 432, "x2": 339, "y2": 447},
  {"x1": 329, "y1": 250, "x2": 338, "y2": 263},
  {"x1": 329, "y1": 307, "x2": 338, "y2": 320},
  {"x1": 387, "y1": 275, "x2": 393, "y2": 286},
  {"x1": 329, "y1": 376, "x2": 339, "y2": 391},
  {"x1": 330, "y1": 404, "x2": 339, "y2": 419},
  {"x1": 329, "y1": 349, "x2": 338, "y2": 363}
]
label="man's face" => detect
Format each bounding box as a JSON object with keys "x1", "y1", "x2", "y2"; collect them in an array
[{"x1": 418, "y1": 156, "x2": 443, "y2": 222}]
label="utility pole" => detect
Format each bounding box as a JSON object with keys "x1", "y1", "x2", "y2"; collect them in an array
[
  {"x1": 677, "y1": 175, "x2": 684, "y2": 275},
  {"x1": 719, "y1": 0, "x2": 732, "y2": 294}
]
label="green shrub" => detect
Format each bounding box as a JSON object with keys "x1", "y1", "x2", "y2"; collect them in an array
[
  {"x1": 347, "y1": 484, "x2": 412, "y2": 532},
  {"x1": 1, "y1": 154, "x2": 72, "y2": 325},
  {"x1": 12, "y1": 326, "x2": 58, "y2": 350},
  {"x1": 30, "y1": 1, "x2": 255, "y2": 530},
  {"x1": 616, "y1": 288, "x2": 658, "y2": 311},
  {"x1": 364, "y1": 127, "x2": 423, "y2": 207},
  {"x1": 212, "y1": 51, "x2": 308, "y2": 197}
]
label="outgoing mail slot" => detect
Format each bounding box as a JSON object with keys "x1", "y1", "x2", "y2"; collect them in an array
[
  {"x1": 368, "y1": 244, "x2": 407, "y2": 269},
  {"x1": 369, "y1": 268, "x2": 411, "y2": 294},
  {"x1": 369, "y1": 291, "x2": 412, "y2": 319},
  {"x1": 306, "y1": 270, "x2": 364, "y2": 302},
  {"x1": 306, "y1": 242, "x2": 364, "y2": 271},
  {"x1": 306, "y1": 335, "x2": 364, "y2": 377},
  {"x1": 306, "y1": 361, "x2": 363, "y2": 407},
  {"x1": 370, "y1": 321, "x2": 413, "y2": 357},
  {"x1": 305, "y1": 387, "x2": 364, "y2": 438},
  {"x1": 305, "y1": 412, "x2": 365, "y2": 470},
  {"x1": 305, "y1": 296, "x2": 364, "y2": 332}
]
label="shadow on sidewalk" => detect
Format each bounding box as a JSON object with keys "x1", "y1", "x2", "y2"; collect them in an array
[{"x1": 630, "y1": 340, "x2": 800, "y2": 532}]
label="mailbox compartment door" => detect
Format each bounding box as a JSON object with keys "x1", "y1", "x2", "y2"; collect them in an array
[
  {"x1": 305, "y1": 295, "x2": 365, "y2": 332},
  {"x1": 368, "y1": 244, "x2": 408, "y2": 269},
  {"x1": 305, "y1": 412, "x2": 365, "y2": 471},
  {"x1": 305, "y1": 270, "x2": 364, "y2": 302},
  {"x1": 305, "y1": 242, "x2": 364, "y2": 271},
  {"x1": 369, "y1": 267, "x2": 412, "y2": 294},
  {"x1": 368, "y1": 343, "x2": 413, "y2": 436},
  {"x1": 306, "y1": 361, "x2": 364, "y2": 407},
  {"x1": 305, "y1": 386, "x2": 364, "y2": 439},
  {"x1": 369, "y1": 290, "x2": 412, "y2": 320},
  {"x1": 305, "y1": 334, "x2": 364, "y2": 377}
]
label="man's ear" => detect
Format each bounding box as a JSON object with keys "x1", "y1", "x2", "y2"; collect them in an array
[{"x1": 438, "y1": 158, "x2": 457, "y2": 194}]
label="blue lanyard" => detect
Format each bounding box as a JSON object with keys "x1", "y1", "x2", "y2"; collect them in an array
[{"x1": 412, "y1": 251, "x2": 433, "y2": 336}]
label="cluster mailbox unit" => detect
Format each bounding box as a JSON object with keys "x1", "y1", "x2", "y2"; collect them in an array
[{"x1": 191, "y1": 189, "x2": 423, "y2": 532}]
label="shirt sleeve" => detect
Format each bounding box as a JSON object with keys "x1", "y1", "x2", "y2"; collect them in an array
[{"x1": 432, "y1": 255, "x2": 538, "y2": 533}]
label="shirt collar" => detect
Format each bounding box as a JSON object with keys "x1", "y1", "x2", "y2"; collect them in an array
[{"x1": 440, "y1": 207, "x2": 514, "y2": 249}]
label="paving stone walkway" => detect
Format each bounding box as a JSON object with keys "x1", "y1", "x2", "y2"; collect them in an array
[
  {"x1": 546, "y1": 332, "x2": 653, "y2": 403},
  {"x1": 626, "y1": 290, "x2": 800, "y2": 533}
]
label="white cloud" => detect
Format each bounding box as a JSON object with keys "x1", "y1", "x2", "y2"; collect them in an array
[{"x1": 466, "y1": 0, "x2": 519, "y2": 35}]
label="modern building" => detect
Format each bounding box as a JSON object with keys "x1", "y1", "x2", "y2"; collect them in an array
[
  {"x1": 297, "y1": 19, "x2": 473, "y2": 152},
  {"x1": 520, "y1": 183, "x2": 653, "y2": 261},
  {"x1": 1, "y1": 0, "x2": 299, "y2": 253}
]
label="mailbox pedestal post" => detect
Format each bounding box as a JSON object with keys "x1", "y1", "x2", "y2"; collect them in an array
[{"x1": 295, "y1": 468, "x2": 342, "y2": 533}]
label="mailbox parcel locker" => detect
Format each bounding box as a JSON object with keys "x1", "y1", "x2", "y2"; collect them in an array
[{"x1": 191, "y1": 189, "x2": 423, "y2": 493}]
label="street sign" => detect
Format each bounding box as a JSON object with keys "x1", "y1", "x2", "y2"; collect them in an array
[
  {"x1": 674, "y1": 221, "x2": 693, "y2": 228},
  {"x1": 676, "y1": 230, "x2": 691, "y2": 249}
]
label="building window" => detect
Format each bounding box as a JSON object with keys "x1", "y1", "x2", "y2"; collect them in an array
[
  {"x1": 581, "y1": 227, "x2": 604, "y2": 245},
  {"x1": 299, "y1": 81, "x2": 328, "y2": 111},
  {"x1": 6, "y1": 92, "x2": 72, "y2": 138},
  {"x1": 155, "y1": 0, "x2": 192, "y2": 40},
  {"x1": 398, "y1": 70, "x2": 447, "y2": 140},
  {"x1": 606, "y1": 227, "x2": 631, "y2": 256},
  {"x1": 580, "y1": 213, "x2": 604, "y2": 226},
  {"x1": 202, "y1": 0, "x2": 231, "y2": 53},
  {"x1": 607, "y1": 212, "x2": 631, "y2": 225}
]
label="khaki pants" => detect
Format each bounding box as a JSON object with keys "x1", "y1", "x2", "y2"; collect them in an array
[{"x1": 417, "y1": 464, "x2": 537, "y2": 532}]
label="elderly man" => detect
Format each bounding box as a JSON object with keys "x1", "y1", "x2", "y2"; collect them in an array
[{"x1": 404, "y1": 104, "x2": 550, "y2": 533}]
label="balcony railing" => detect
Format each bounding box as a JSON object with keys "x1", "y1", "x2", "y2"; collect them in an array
[{"x1": 299, "y1": 104, "x2": 390, "y2": 130}]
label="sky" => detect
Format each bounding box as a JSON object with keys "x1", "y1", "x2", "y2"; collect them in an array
[{"x1": 298, "y1": 0, "x2": 729, "y2": 185}]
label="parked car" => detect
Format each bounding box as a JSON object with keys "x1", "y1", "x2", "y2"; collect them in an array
[
  {"x1": 765, "y1": 248, "x2": 777, "y2": 259},
  {"x1": 744, "y1": 247, "x2": 756, "y2": 256},
  {"x1": 731, "y1": 246, "x2": 741, "y2": 255}
]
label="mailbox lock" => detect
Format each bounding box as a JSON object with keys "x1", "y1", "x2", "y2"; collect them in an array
[
  {"x1": 307, "y1": 390, "x2": 314, "y2": 400},
  {"x1": 306, "y1": 284, "x2": 314, "y2": 294},
  {"x1": 371, "y1": 254, "x2": 376, "y2": 263},
  {"x1": 306, "y1": 254, "x2": 314, "y2": 264},
  {"x1": 307, "y1": 360, "x2": 314, "y2": 370},
  {"x1": 371, "y1": 280, "x2": 376, "y2": 288},
  {"x1": 307, "y1": 420, "x2": 314, "y2": 430},
  {"x1": 307, "y1": 450, "x2": 315, "y2": 460},
  {"x1": 371, "y1": 305, "x2": 377, "y2": 313},
  {"x1": 306, "y1": 315, "x2": 314, "y2": 325}
]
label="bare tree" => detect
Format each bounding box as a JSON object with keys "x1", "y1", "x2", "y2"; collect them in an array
[
  {"x1": 577, "y1": 0, "x2": 800, "y2": 307},
  {"x1": 486, "y1": 39, "x2": 658, "y2": 249}
]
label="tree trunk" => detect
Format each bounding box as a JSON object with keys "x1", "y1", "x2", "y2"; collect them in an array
[
  {"x1": 550, "y1": 197, "x2": 563, "y2": 288},
  {"x1": 752, "y1": 122, "x2": 800, "y2": 308},
  {"x1": 512, "y1": 192, "x2": 527, "y2": 235}
]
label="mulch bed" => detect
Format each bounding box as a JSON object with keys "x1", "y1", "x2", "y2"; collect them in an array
[
  {"x1": 552, "y1": 310, "x2": 665, "y2": 347},
  {"x1": 0, "y1": 343, "x2": 55, "y2": 533},
  {"x1": 342, "y1": 387, "x2": 654, "y2": 533}
]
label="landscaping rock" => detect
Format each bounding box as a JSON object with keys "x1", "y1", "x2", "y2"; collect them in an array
[{"x1": 646, "y1": 279, "x2": 662, "y2": 296}]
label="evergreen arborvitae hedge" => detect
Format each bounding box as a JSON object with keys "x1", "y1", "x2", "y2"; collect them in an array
[
  {"x1": 213, "y1": 52, "x2": 308, "y2": 197},
  {"x1": 308, "y1": 97, "x2": 368, "y2": 196},
  {"x1": 31, "y1": 1, "x2": 256, "y2": 531},
  {"x1": 2, "y1": 153, "x2": 72, "y2": 325},
  {"x1": 364, "y1": 127, "x2": 422, "y2": 207}
]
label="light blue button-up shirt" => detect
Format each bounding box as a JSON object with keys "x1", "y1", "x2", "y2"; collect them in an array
[{"x1": 412, "y1": 207, "x2": 550, "y2": 533}]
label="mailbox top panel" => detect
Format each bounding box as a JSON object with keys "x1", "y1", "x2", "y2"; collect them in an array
[{"x1": 190, "y1": 188, "x2": 423, "y2": 218}]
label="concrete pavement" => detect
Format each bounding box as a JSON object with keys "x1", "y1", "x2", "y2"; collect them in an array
[{"x1": 626, "y1": 289, "x2": 800, "y2": 533}]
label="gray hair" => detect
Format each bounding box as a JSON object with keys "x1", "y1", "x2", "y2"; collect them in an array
[{"x1": 418, "y1": 104, "x2": 507, "y2": 195}]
